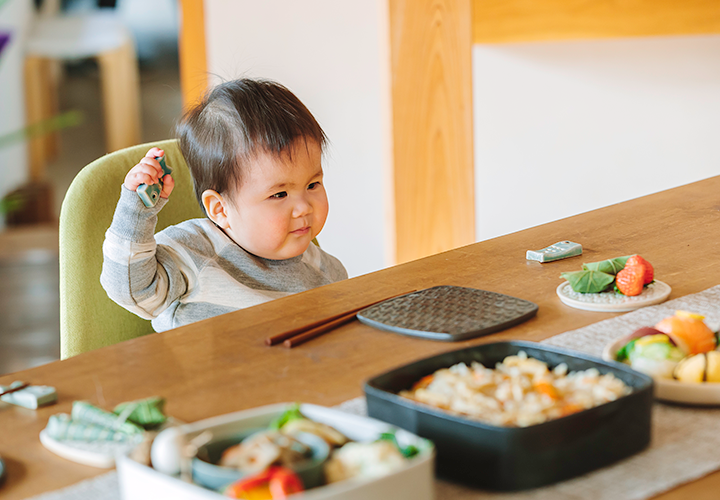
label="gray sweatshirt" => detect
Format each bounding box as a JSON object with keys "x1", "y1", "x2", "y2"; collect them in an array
[{"x1": 101, "y1": 187, "x2": 348, "y2": 331}]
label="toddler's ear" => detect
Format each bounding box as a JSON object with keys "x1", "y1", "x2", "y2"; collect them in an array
[{"x1": 202, "y1": 190, "x2": 229, "y2": 228}]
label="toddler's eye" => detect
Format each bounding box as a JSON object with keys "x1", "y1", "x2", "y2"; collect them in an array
[
  {"x1": 271, "y1": 191, "x2": 287, "y2": 199},
  {"x1": 308, "y1": 182, "x2": 320, "y2": 190}
]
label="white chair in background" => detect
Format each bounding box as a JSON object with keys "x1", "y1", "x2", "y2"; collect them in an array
[{"x1": 24, "y1": 7, "x2": 141, "y2": 181}]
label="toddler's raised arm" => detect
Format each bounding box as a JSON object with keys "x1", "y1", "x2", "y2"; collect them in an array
[{"x1": 100, "y1": 150, "x2": 187, "y2": 321}]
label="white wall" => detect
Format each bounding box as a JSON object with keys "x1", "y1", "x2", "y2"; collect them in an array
[
  {"x1": 0, "y1": 0, "x2": 32, "y2": 229},
  {"x1": 204, "y1": 0, "x2": 392, "y2": 278},
  {"x1": 473, "y1": 35, "x2": 720, "y2": 242}
]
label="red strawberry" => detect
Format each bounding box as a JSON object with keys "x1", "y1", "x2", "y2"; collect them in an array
[
  {"x1": 625, "y1": 255, "x2": 654, "y2": 284},
  {"x1": 616, "y1": 265, "x2": 644, "y2": 296}
]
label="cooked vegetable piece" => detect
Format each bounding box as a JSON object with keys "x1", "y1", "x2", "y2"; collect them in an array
[
  {"x1": 281, "y1": 418, "x2": 348, "y2": 447},
  {"x1": 561, "y1": 270, "x2": 615, "y2": 293},
  {"x1": 224, "y1": 466, "x2": 303, "y2": 499},
  {"x1": 627, "y1": 335, "x2": 685, "y2": 379}
]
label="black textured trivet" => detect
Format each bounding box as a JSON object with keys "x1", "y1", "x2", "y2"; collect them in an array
[{"x1": 357, "y1": 286, "x2": 538, "y2": 341}]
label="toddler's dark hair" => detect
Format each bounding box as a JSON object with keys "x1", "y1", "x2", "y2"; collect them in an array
[{"x1": 176, "y1": 78, "x2": 327, "y2": 208}]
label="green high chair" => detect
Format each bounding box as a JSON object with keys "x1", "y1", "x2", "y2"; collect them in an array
[{"x1": 59, "y1": 139, "x2": 204, "y2": 358}]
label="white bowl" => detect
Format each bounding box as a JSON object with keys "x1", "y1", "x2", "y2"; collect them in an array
[
  {"x1": 602, "y1": 338, "x2": 720, "y2": 405},
  {"x1": 118, "y1": 403, "x2": 435, "y2": 500}
]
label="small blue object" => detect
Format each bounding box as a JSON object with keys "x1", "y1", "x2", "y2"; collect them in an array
[
  {"x1": 137, "y1": 155, "x2": 172, "y2": 208},
  {"x1": 1, "y1": 381, "x2": 57, "y2": 409},
  {"x1": 526, "y1": 241, "x2": 583, "y2": 263}
]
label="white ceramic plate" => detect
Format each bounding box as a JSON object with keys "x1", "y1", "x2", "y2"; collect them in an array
[
  {"x1": 39, "y1": 429, "x2": 141, "y2": 468},
  {"x1": 602, "y1": 337, "x2": 720, "y2": 405},
  {"x1": 556, "y1": 280, "x2": 671, "y2": 312}
]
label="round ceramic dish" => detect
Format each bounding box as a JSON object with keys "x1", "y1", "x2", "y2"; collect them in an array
[
  {"x1": 192, "y1": 430, "x2": 330, "y2": 491},
  {"x1": 556, "y1": 280, "x2": 671, "y2": 312},
  {"x1": 602, "y1": 338, "x2": 720, "y2": 405}
]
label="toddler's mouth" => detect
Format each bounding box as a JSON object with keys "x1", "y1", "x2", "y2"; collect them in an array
[{"x1": 291, "y1": 226, "x2": 311, "y2": 235}]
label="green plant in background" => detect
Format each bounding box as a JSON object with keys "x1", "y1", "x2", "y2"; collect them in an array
[
  {"x1": 0, "y1": 191, "x2": 23, "y2": 215},
  {"x1": 0, "y1": 110, "x2": 84, "y2": 221},
  {"x1": 0, "y1": 110, "x2": 84, "y2": 150}
]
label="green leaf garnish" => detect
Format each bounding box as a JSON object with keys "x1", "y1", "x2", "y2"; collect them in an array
[
  {"x1": 561, "y1": 270, "x2": 616, "y2": 293},
  {"x1": 582, "y1": 256, "x2": 632, "y2": 275},
  {"x1": 378, "y1": 430, "x2": 420, "y2": 458},
  {"x1": 269, "y1": 403, "x2": 305, "y2": 430},
  {"x1": 615, "y1": 339, "x2": 637, "y2": 361}
]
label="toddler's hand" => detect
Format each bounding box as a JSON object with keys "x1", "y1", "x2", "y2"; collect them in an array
[{"x1": 124, "y1": 147, "x2": 175, "y2": 199}]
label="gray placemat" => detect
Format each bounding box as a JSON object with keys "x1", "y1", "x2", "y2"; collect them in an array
[{"x1": 28, "y1": 284, "x2": 720, "y2": 500}]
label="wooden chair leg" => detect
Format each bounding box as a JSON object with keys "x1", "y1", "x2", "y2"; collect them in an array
[{"x1": 97, "y1": 39, "x2": 142, "y2": 153}]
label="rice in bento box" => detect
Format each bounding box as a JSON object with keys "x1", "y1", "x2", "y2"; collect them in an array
[{"x1": 400, "y1": 351, "x2": 631, "y2": 427}]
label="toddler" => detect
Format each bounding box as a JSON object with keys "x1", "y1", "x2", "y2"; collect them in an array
[{"x1": 101, "y1": 79, "x2": 348, "y2": 331}]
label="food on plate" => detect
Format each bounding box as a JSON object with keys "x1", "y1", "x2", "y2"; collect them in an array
[
  {"x1": 673, "y1": 352, "x2": 720, "y2": 383},
  {"x1": 324, "y1": 440, "x2": 405, "y2": 483},
  {"x1": 224, "y1": 466, "x2": 304, "y2": 499},
  {"x1": 220, "y1": 431, "x2": 312, "y2": 474},
  {"x1": 399, "y1": 351, "x2": 631, "y2": 427},
  {"x1": 655, "y1": 310, "x2": 716, "y2": 355},
  {"x1": 280, "y1": 418, "x2": 348, "y2": 448},
  {"x1": 614, "y1": 311, "x2": 720, "y2": 383},
  {"x1": 561, "y1": 254, "x2": 655, "y2": 296},
  {"x1": 622, "y1": 334, "x2": 685, "y2": 379},
  {"x1": 625, "y1": 255, "x2": 654, "y2": 284},
  {"x1": 615, "y1": 265, "x2": 645, "y2": 296},
  {"x1": 201, "y1": 405, "x2": 422, "y2": 497}
]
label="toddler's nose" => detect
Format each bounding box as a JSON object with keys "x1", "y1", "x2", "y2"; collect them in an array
[{"x1": 292, "y1": 197, "x2": 313, "y2": 218}]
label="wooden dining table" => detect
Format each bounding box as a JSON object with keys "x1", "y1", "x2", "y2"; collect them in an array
[{"x1": 2, "y1": 176, "x2": 720, "y2": 499}]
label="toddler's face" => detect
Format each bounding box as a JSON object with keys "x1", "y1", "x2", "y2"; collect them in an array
[{"x1": 217, "y1": 139, "x2": 328, "y2": 260}]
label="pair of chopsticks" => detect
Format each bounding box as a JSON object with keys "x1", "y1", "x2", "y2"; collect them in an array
[{"x1": 266, "y1": 290, "x2": 413, "y2": 348}]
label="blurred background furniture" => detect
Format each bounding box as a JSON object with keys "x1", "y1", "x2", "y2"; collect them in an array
[
  {"x1": 59, "y1": 139, "x2": 203, "y2": 359},
  {"x1": 24, "y1": 3, "x2": 141, "y2": 182}
]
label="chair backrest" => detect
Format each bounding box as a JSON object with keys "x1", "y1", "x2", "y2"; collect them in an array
[{"x1": 59, "y1": 139, "x2": 204, "y2": 358}]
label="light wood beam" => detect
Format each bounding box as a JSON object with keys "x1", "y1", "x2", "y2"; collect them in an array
[
  {"x1": 390, "y1": 0, "x2": 475, "y2": 264},
  {"x1": 179, "y1": 0, "x2": 209, "y2": 110},
  {"x1": 473, "y1": 0, "x2": 720, "y2": 44}
]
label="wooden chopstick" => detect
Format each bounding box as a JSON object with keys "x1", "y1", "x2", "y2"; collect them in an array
[
  {"x1": 283, "y1": 310, "x2": 360, "y2": 348},
  {"x1": 265, "y1": 290, "x2": 414, "y2": 347},
  {"x1": 0, "y1": 383, "x2": 29, "y2": 398}
]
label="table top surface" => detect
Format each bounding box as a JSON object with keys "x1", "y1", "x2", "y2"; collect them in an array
[{"x1": 2, "y1": 176, "x2": 720, "y2": 499}]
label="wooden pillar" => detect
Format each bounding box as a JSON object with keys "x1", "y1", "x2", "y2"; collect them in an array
[
  {"x1": 179, "y1": 0, "x2": 209, "y2": 110},
  {"x1": 24, "y1": 56, "x2": 59, "y2": 181},
  {"x1": 389, "y1": 0, "x2": 475, "y2": 264},
  {"x1": 97, "y1": 39, "x2": 142, "y2": 153}
]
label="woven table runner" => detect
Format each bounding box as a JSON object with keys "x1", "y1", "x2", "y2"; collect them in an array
[{"x1": 27, "y1": 285, "x2": 720, "y2": 500}]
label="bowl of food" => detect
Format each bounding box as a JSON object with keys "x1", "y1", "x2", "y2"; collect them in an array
[
  {"x1": 192, "y1": 428, "x2": 330, "y2": 490},
  {"x1": 364, "y1": 341, "x2": 653, "y2": 491},
  {"x1": 132, "y1": 403, "x2": 435, "y2": 500},
  {"x1": 602, "y1": 310, "x2": 720, "y2": 405}
]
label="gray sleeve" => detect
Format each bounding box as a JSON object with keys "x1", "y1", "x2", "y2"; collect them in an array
[{"x1": 100, "y1": 186, "x2": 189, "y2": 319}]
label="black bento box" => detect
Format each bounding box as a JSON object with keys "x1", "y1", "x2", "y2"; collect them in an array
[{"x1": 364, "y1": 341, "x2": 654, "y2": 491}]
